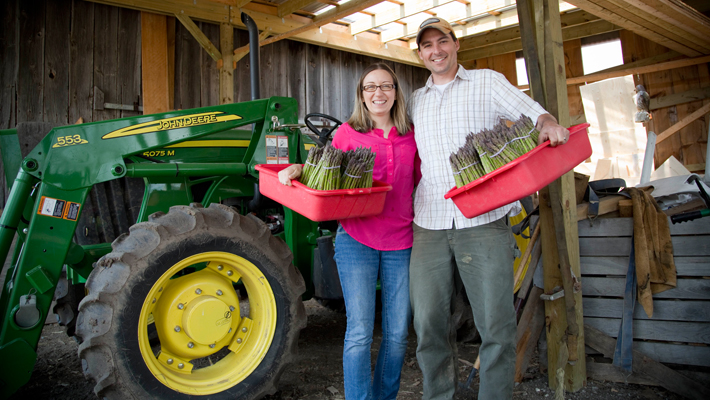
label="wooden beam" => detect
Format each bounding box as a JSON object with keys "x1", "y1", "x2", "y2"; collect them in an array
[
  {"x1": 219, "y1": 22, "x2": 234, "y2": 104},
  {"x1": 518, "y1": 0, "x2": 545, "y2": 108},
  {"x1": 231, "y1": 9, "x2": 422, "y2": 66},
  {"x1": 141, "y1": 12, "x2": 170, "y2": 114},
  {"x1": 650, "y1": 86, "x2": 710, "y2": 110},
  {"x1": 90, "y1": 0, "x2": 230, "y2": 24},
  {"x1": 167, "y1": 16, "x2": 175, "y2": 110},
  {"x1": 87, "y1": 0, "x2": 421, "y2": 66},
  {"x1": 576, "y1": 195, "x2": 624, "y2": 221},
  {"x1": 350, "y1": 0, "x2": 457, "y2": 35},
  {"x1": 655, "y1": 101, "x2": 710, "y2": 144},
  {"x1": 591, "y1": 50, "x2": 682, "y2": 75},
  {"x1": 638, "y1": 0, "x2": 710, "y2": 38},
  {"x1": 515, "y1": 286, "x2": 545, "y2": 383},
  {"x1": 458, "y1": 19, "x2": 619, "y2": 61},
  {"x1": 256, "y1": 0, "x2": 384, "y2": 47},
  {"x1": 564, "y1": 0, "x2": 702, "y2": 57},
  {"x1": 625, "y1": 0, "x2": 710, "y2": 44},
  {"x1": 277, "y1": 0, "x2": 318, "y2": 18},
  {"x1": 584, "y1": 324, "x2": 710, "y2": 400},
  {"x1": 517, "y1": 54, "x2": 710, "y2": 89},
  {"x1": 175, "y1": 14, "x2": 222, "y2": 62},
  {"x1": 386, "y1": 1, "x2": 577, "y2": 44},
  {"x1": 458, "y1": 10, "x2": 601, "y2": 53},
  {"x1": 592, "y1": 0, "x2": 710, "y2": 53},
  {"x1": 540, "y1": 0, "x2": 585, "y2": 392}
]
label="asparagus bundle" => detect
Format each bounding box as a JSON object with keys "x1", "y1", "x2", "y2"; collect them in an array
[
  {"x1": 300, "y1": 145, "x2": 377, "y2": 190},
  {"x1": 450, "y1": 115, "x2": 541, "y2": 188},
  {"x1": 304, "y1": 143, "x2": 343, "y2": 190},
  {"x1": 340, "y1": 147, "x2": 377, "y2": 189},
  {"x1": 301, "y1": 146, "x2": 324, "y2": 185}
]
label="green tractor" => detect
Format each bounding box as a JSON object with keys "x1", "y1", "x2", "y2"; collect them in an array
[{"x1": 0, "y1": 13, "x2": 345, "y2": 399}]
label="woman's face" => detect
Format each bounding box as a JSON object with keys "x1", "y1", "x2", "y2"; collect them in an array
[{"x1": 362, "y1": 69, "x2": 396, "y2": 118}]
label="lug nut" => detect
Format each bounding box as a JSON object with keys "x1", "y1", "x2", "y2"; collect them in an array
[
  {"x1": 242, "y1": 327, "x2": 248, "y2": 333},
  {"x1": 195, "y1": 288, "x2": 202, "y2": 295},
  {"x1": 167, "y1": 358, "x2": 174, "y2": 365},
  {"x1": 237, "y1": 338, "x2": 242, "y2": 344},
  {"x1": 178, "y1": 303, "x2": 184, "y2": 310},
  {"x1": 152, "y1": 298, "x2": 156, "y2": 304},
  {"x1": 227, "y1": 270, "x2": 233, "y2": 276},
  {"x1": 209, "y1": 344, "x2": 216, "y2": 348},
  {"x1": 217, "y1": 265, "x2": 223, "y2": 271},
  {"x1": 216, "y1": 290, "x2": 223, "y2": 296},
  {"x1": 188, "y1": 342, "x2": 194, "y2": 348},
  {"x1": 23, "y1": 228, "x2": 28, "y2": 234},
  {"x1": 178, "y1": 363, "x2": 184, "y2": 369},
  {"x1": 175, "y1": 326, "x2": 181, "y2": 332},
  {"x1": 159, "y1": 287, "x2": 163, "y2": 292},
  {"x1": 229, "y1": 306, "x2": 235, "y2": 312},
  {"x1": 228, "y1": 328, "x2": 232, "y2": 333}
]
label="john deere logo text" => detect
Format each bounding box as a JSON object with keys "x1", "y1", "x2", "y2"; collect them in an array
[{"x1": 102, "y1": 112, "x2": 242, "y2": 139}]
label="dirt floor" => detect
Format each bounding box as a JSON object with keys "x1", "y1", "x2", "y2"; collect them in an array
[{"x1": 10, "y1": 299, "x2": 687, "y2": 400}]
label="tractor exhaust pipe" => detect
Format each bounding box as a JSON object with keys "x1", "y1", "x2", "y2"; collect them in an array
[
  {"x1": 243, "y1": 12, "x2": 265, "y2": 212},
  {"x1": 241, "y1": 12, "x2": 260, "y2": 100}
]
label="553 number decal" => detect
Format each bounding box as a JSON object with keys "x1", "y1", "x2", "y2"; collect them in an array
[{"x1": 53, "y1": 134, "x2": 89, "y2": 148}]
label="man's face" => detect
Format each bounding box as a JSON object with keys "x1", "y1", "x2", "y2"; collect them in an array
[{"x1": 417, "y1": 28, "x2": 460, "y2": 82}]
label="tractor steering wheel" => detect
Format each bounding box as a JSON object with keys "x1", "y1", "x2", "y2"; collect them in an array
[{"x1": 305, "y1": 113, "x2": 343, "y2": 147}]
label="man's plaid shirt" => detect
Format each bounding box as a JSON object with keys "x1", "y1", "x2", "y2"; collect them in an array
[{"x1": 408, "y1": 65, "x2": 547, "y2": 230}]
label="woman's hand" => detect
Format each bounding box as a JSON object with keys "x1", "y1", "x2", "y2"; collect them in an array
[{"x1": 278, "y1": 164, "x2": 303, "y2": 186}]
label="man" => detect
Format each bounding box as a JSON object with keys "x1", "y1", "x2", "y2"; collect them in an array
[{"x1": 407, "y1": 17, "x2": 569, "y2": 400}]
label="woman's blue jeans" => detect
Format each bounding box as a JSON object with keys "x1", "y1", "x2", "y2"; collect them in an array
[{"x1": 334, "y1": 226, "x2": 412, "y2": 400}]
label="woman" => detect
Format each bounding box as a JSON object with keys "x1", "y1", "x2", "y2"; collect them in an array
[{"x1": 278, "y1": 63, "x2": 419, "y2": 400}]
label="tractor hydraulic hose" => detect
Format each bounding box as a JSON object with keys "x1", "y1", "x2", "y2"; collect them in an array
[
  {"x1": 241, "y1": 12, "x2": 260, "y2": 101},
  {"x1": 124, "y1": 162, "x2": 247, "y2": 178},
  {"x1": 0, "y1": 170, "x2": 37, "y2": 265}
]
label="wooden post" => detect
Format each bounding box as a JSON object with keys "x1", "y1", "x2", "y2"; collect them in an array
[
  {"x1": 167, "y1": 16, "x2": 175, "y2": 111},
  {"x1": 535, "y1": 0, "x2": 586, "y2": 393},
  {"x1": 517, "y1": 0, "x2": 545, "y2": 106},
  {"x1": 140, "y1": 12, "x2": 170, "y2": 114},
  {"x1": 219, "y1": 23, "x2": 234, "y2": 105}
]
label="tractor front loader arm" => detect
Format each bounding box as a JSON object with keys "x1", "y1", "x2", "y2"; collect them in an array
[{"x1": 0, "y1": 97, "x2": 301, "y2": 398}]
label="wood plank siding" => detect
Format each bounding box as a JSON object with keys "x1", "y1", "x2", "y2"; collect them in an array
[
  {"x1": 0, "y1": 0, "x2": 433, "y2": 208},
  {"x1": 579, "y1": 217, "x2": 710, "y2": 368}
]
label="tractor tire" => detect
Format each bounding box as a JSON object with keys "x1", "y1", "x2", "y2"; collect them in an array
[
  {"x1": 53, "y1": 272, "x2": 86, "y2": 337},
  {"x1": 75, "y1": 203, "x2": 306, "y2": 399}
]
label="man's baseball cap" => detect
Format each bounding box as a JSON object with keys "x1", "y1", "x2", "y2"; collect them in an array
[{"x1": 416, "y1": 17, "x2": 453, "y2": 46}]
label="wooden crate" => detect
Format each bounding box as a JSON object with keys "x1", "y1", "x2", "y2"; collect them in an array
[{"x1": 579, "y1": 217, "x2": 710, "y2": 367}]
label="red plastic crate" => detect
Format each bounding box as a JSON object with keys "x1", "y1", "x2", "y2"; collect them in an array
[
  {"x1": 444, "y1": 123, "x2": 592, "y2": 219},
  {"x1": 255, "y1": 164, "x2": 393, "y2": 222}
]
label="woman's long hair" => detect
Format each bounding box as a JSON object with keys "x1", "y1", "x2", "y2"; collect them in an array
[{"x1": 347, "y1": 63, "x2": 412, "y2": 136}]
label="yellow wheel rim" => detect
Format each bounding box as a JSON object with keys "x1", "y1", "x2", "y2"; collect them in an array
[{"x1": 138, "y1": 252, "x2": 277, "y2": 395}]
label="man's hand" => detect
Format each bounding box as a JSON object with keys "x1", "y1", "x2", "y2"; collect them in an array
[
  {"x1": 536, "y1": 114, "x2": 569, "y2": 147},
  {"x1": 277, "y1": 164, "x2": 303, "y2": 186}
]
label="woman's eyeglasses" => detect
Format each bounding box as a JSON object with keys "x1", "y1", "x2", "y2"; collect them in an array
[{"x1": 362, "y1": 84, "x2": 396, "y2": 92}]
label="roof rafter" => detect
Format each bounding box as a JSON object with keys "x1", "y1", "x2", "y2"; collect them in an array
[
  {"x1": 349, "y1": 0, "x2": 458, "y2": 35},
  {"x1": 278, "y1": 0, "x2": 319, "y2": 18},
  {"x1": 458, "y1": 18, "x2": 620, "y2": 62},
  {"x1": 232, "y1": 7, "x2": 422, "y2": 66},
  {"x1": 253, "y1": 0, "x2": 386, "y2": 49}
]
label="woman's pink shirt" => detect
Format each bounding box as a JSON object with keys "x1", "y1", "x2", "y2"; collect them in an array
[{"x1": 332, "y1": 123, "x2": 420, "y2": 251}]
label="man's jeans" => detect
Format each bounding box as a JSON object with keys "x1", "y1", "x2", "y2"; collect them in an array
[
  {"x1": 334, "y1": 226, "x2": 412, "y2": 400},
  {"x1": 409, "y1": 218, "x2": 517, "y2": 400}
]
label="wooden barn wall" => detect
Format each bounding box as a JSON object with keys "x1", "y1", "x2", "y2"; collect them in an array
[
  {"x1": 0, "y1": 0, "x2": 429, "y2": 207},
  {"x1": 619, "y1": 30, "x2": 709, "y2": 170}
]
